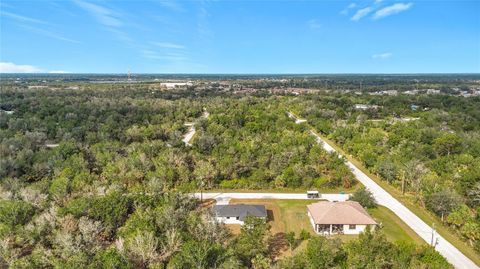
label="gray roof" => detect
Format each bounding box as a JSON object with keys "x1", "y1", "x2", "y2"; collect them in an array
[{"x1": 212, "y1": 204, "x2": 267, "y2": 221}]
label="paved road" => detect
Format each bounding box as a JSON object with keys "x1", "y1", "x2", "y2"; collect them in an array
[
  {"x1": 304, "y1": 117, "x2": 478, "y2": 269},
  {"x1": 192, "y1": 192, "x2": 350, "y2": 205}
]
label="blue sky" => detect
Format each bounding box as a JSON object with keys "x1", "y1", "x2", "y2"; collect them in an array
[{"x1": 0, "y1": 0, "x2": 479, "y2": 73}]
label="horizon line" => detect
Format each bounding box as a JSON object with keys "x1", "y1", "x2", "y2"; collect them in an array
[{"x1": 1, "y1": 72, "x2": 479, "y2": 76}]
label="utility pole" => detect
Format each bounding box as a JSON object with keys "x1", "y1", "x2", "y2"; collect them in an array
[
  {"x1": 200, "y1": 180, "x2": 204, "y2": 203},
  {"x1": 430, "y1": 223, "x2": 436, "y2": 247}
]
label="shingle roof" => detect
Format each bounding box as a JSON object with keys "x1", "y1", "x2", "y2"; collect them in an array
[
  {"x1": 213, "y1": 204, "x2": 267, "y2": 221},
  {"x1": 307, "y1": 201, "x2": 377, "y2": 225}
]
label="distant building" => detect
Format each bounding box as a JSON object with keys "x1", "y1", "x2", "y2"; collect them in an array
[
  {"x1": 160, "y1": 81, "x2": 193, "y2": 89},
  {"x1": 45, "y1": 143, "x2": 60, "y2": 148},
  {"x1": 27, "y1": 85, "x2": 48, "y2": 89},
  {"x1": 426, "y1": 89, "x2": 440, "y2": 94},
  {"x1": 369, "y1": 90, "x2": 397, "y2": 96},
  {"x1": 307, "y1": 201, "x2": 377, "y2": 235},
  {"x1": 212, "y1": 204, "x2": 267, "y2": 225},
  {"x1": 354, "y1": 104, "x2": 381, "y2": 110},
  {"x1": 404, "y1": 90, "x2": 419, "y2": 95},
  {"x1": 0, "y1": 110, "x2": 14, "y2": 115}
]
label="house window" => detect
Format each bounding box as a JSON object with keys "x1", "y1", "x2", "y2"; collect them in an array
[
  {"x1": 236, "y1": 217, "x2": 239, "y2": 220},
  {"x1": 349, "y1": 224, "x2": 356, "y2": 230}
]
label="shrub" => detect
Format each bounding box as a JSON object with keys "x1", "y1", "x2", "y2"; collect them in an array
[
  {"x1": 89, "y1": 192, "x2": 133, "y2": 229},
  {"x1": 349, "y1": 188, "x2": 377, "y2": 208},
  {"x1": 299, "y1": 229, "x2": 311, "y2": 240},
  {"x1": 0, "y1": 200, "x2": 35, "y2": 227},
  {"x1": 91, "y1": 248, "x2": 132, "y2": 269},
  {"x1": 60, "y1": 192, "x2": 132, "y2": 230}
]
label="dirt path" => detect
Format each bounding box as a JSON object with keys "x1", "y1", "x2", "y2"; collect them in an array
[{"x1": 182, "y1": 109, "x2": 209, "y2": 146}]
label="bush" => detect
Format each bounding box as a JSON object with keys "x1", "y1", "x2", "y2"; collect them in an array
[
  {"x1": 91, "y1": 248, "x2": 132, "y2": 269},
  {"x1": 89, "y1": 192, "x2": 133, "y2": 229},
  {"x1": 60, "y1": 197, "x2": 90, "y2": 217},
  {"x1": 349, "y1": 188, "x2": 377, "y2": 208},
  {"x1": 0, "y1": 200, "x2": 35, "y2": 227},
  {"x1": 60, "y1": 192, "x2": 132, "y2": 230},
  {"x1": 415, "y1": 246, "x2": 453, "y2": 269},
  {"x1": 299, "y1": 229, "x2": 311, "y2": 240}
]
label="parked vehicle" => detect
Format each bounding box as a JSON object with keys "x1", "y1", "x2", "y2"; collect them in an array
[{"x1": 307, "y1": 190, "x2": 320, "y2": 199}]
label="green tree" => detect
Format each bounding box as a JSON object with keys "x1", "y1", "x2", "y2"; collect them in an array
[
  {"x1": 426, "y1": 189, "x2": 462, "y2": 221},
  {"x1": 304, "y1": 236, "x2": 345, "y2": 269},
  {"x1": 447, "y1": 204, "x2": 473, "y2": 228},
  {"x1": 171, "y1": 240, "x2": 226, "y2": 269},
  {"x1": 433, "y1": 133, "x2": 462, "y2": 156},
  {"x1": 345, "y1": 229, "x2": 395, "y2": 269},
  {"x1": 234, "y1": 216, "x2": 270, "y2": 266},
  {"x1": 349, "y1": 188, "x2": 377, "y2": 208}
]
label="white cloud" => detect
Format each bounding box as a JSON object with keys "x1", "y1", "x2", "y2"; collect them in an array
[
  {"x1": 152, "y1": 42, "x2": 186, "y2": 49},
  {"x1": 19, "y1": 24, "x2": 80, "y2": 44},
  {"x1": 1, "y1": 11, "x2": 50, "y2": 25},
  {"x1": 74, "y1": 0, "x2": 122, "y2": 27},
  {"x1": 156, "y1": 0, "x2": 184, "y2": 12},
  {"x1": 374, "y1": 0, "x2": 383, "y2": 4},
  {"x1": 351, "y1": 7, "x2": 372, "y2": 21},
  {"x1": 372, "y1": 52, "x2": 393, "y2": 59},
  {"x1": 0, "y1": 62, "x2": 43, "y2": 73},
  {"x1": 141, "y1": 49, "x2": 188, "y2": 61},
  {"x1": 373, "y1": 3, "x2": 413, "y2": 20},
  {"x1": 308, "y1": 19, "x2": 322, "y2": 29},
  {"x1": 341, "y1": 3, "x2": 357, "y2": 15},
  {"x1": 0, "y1": 62, "x2": 71, "y2": 73}
]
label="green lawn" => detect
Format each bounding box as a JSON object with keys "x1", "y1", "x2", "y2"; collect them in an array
[
  {"x1": 368, "y1": 206, "x2": 424, "y2": 244},
  {"x1": 229, "y1": 199, "x2": 316, "y2": 235},
  {"x1": 229, "y1": 199, "x2": 422, "y2": 245}
]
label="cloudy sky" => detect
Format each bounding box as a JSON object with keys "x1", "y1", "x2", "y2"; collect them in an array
[{"x1": 0, "y1": 0, "x2": 479, "y2": 73}]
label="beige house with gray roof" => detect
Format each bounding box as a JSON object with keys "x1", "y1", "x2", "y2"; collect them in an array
[{"x1": 307, "y1": 201, "x2": 377, "y2": 235}]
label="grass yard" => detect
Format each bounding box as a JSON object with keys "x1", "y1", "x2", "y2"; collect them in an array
[
  {"x1": 229, "y1": 199, "x2": 422, "y2": 244},
  {"x1": 229, "y1": 199, "x2": 318, "y2": 258},
  {"x1": 226, "y1": 199, "x2": 426, "y2": 259},
  {"x1": 368, "y1": 206, "x2": 424, "y2": 245},
  {"x1": 229, "y1": 199, "x2": 316, "y2": 235}
]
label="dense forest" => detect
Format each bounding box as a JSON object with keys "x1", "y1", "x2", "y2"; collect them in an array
[
  {"x1": 0, "y1": 77, "x2": 475, "y2": 268},
  {"x1": 292, "y1": 93, "x2": 480, "y2": 252}
]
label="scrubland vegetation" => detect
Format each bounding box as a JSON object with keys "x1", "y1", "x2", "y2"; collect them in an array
[{"x1": 1, "y1": 76, "x2": 477, "y2": 268}]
